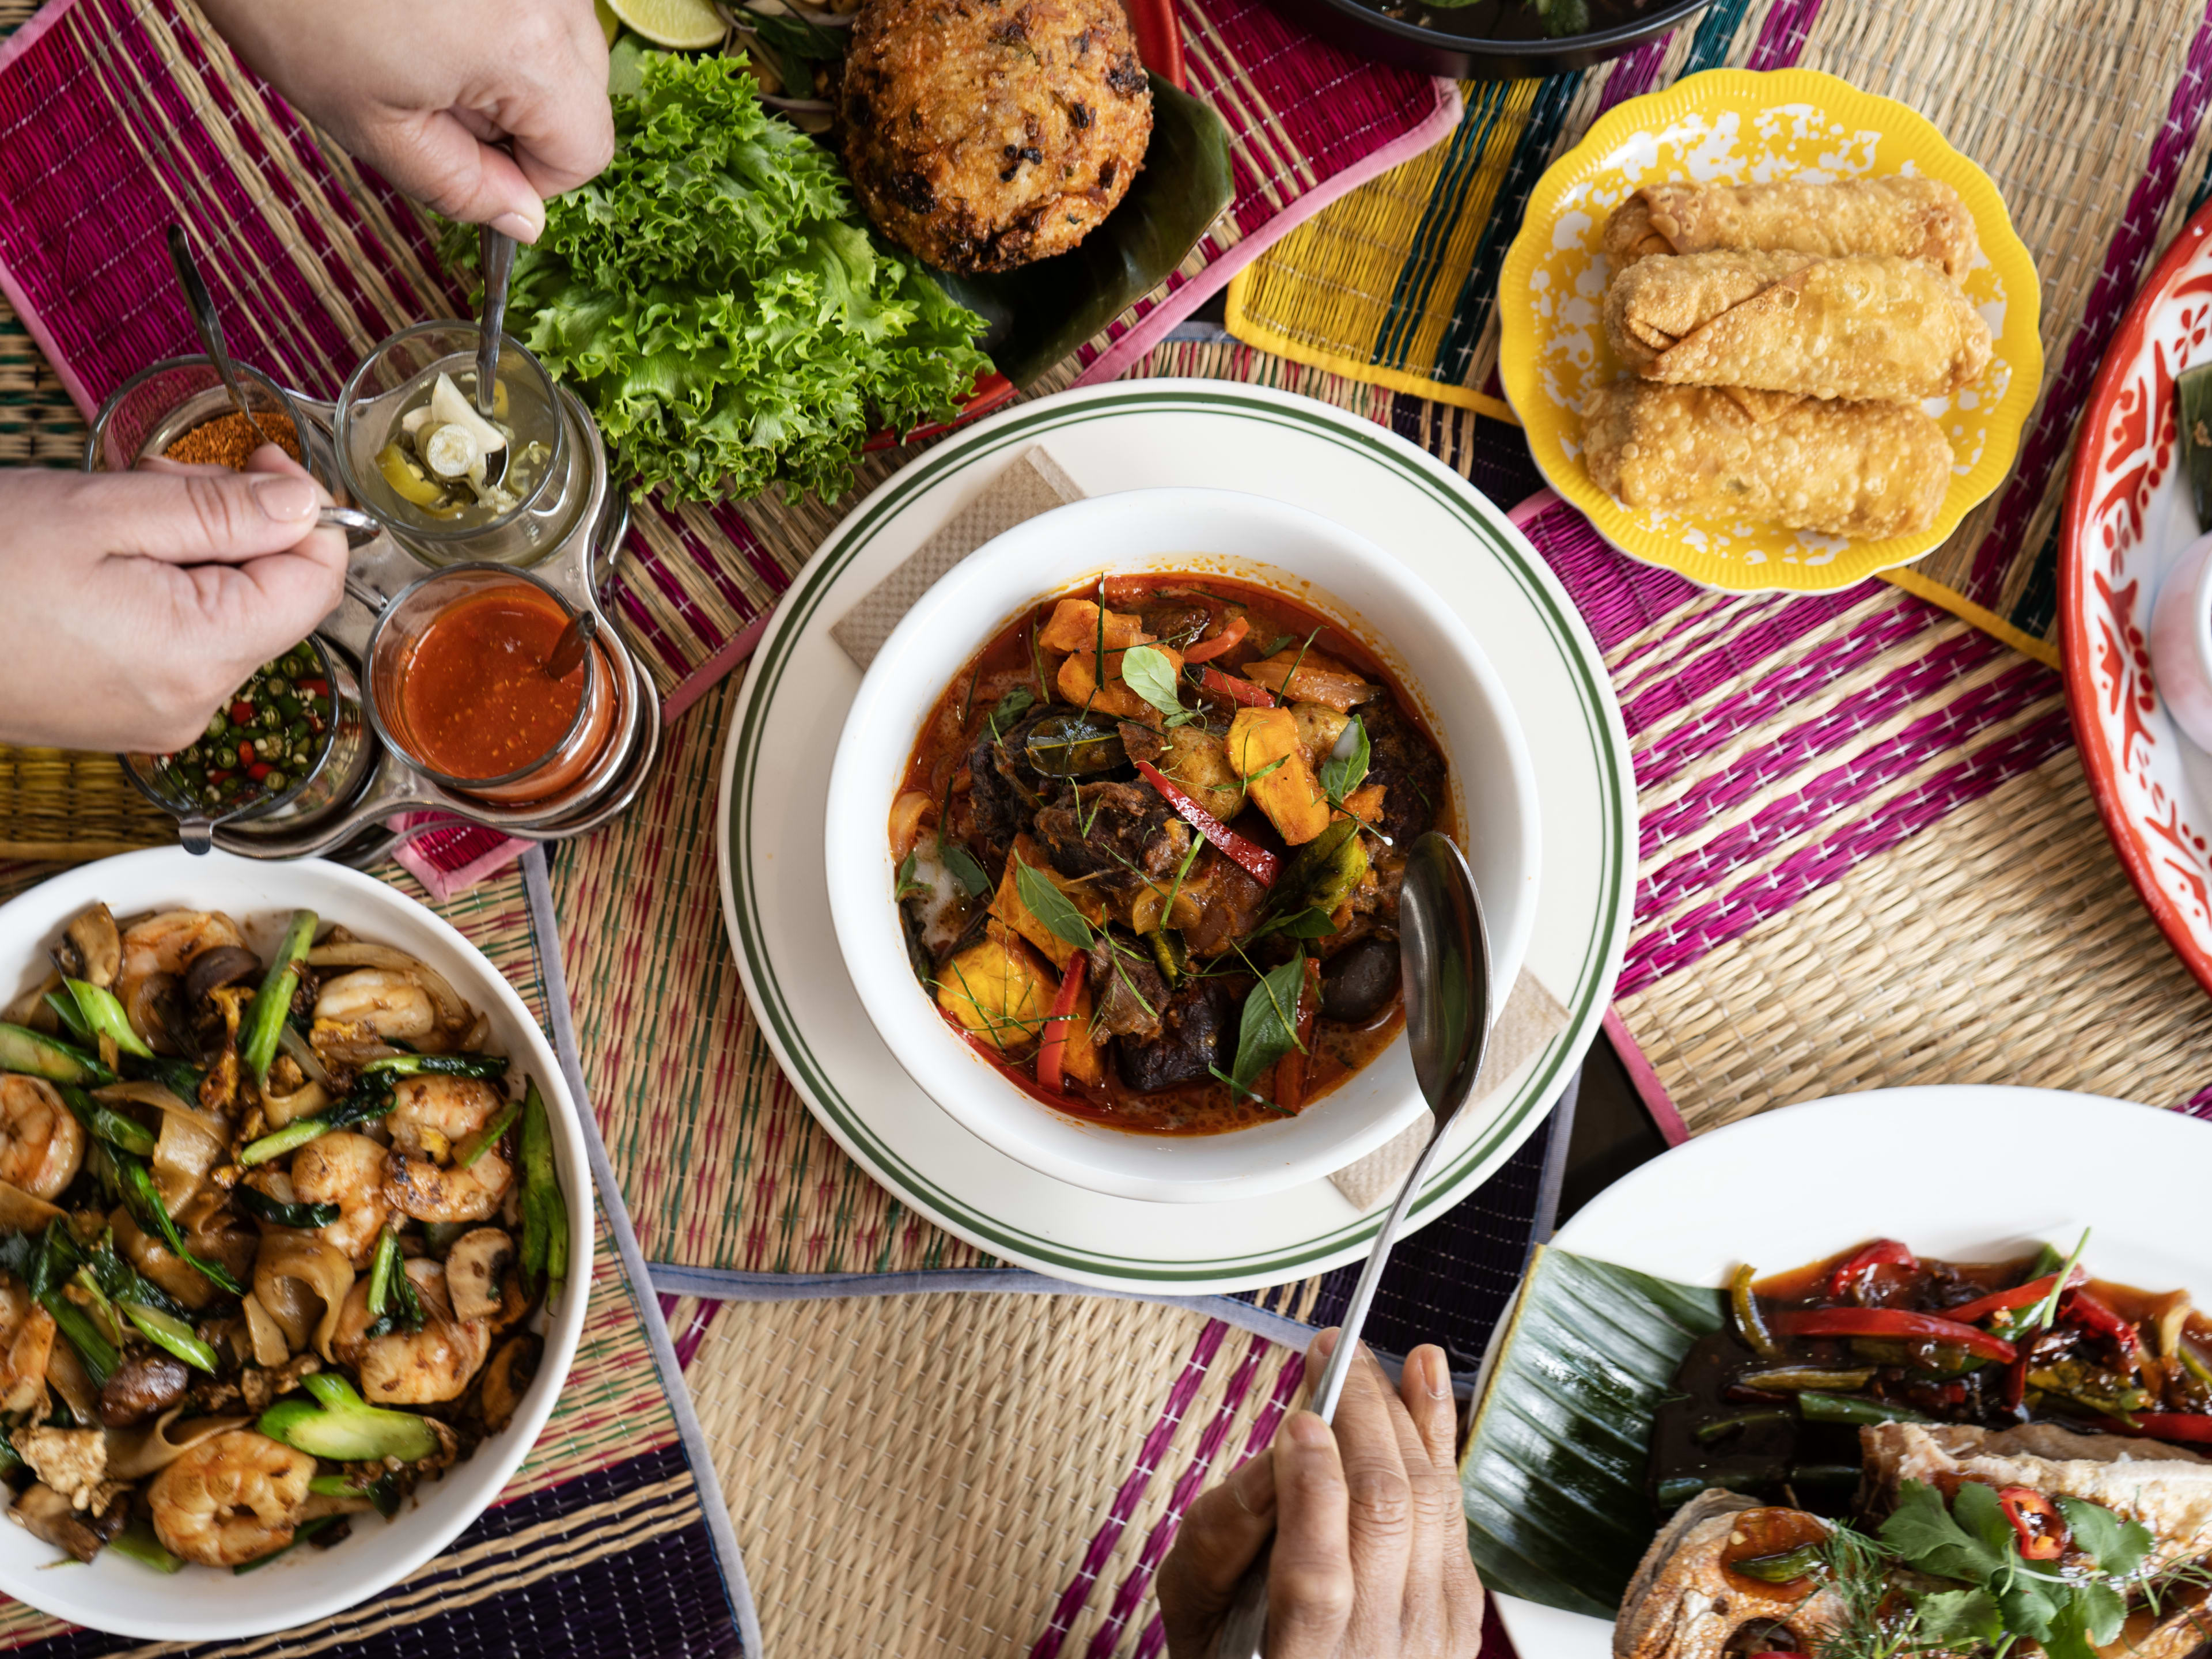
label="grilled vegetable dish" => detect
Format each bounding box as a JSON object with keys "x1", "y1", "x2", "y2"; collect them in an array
[
  {"x1": 0, "y1": 902, "x2": 569, "y2": 1574},
  {"x1": 891, "y1": 575, "x2": 1449, "y2": 1134},
  {"x1": 1656, "y1": 1237, "x2": 2212, "y2": 1517}
]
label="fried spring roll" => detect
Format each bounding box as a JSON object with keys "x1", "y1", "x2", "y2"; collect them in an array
[
  {"x1": 1601, "y1": 177, "x2": 1980, "y2": 278},
  {"x1": 1603, "y1": 251, "x2": 1991, "y2": 402},
  {"x1": 1581, "y1": 381, "x2": 1952, "y2": 540}
]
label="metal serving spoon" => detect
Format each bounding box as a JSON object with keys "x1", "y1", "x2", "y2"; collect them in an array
[
  {"x1": 473, "y1": 222, "x2": 517, "y2": 488},
  {"x1": 166, "y1": 224, "x2": 273, "y2": 451},
  {"x1": 1209, "y1": 831, "x2": 1493, "y2": 1659}
]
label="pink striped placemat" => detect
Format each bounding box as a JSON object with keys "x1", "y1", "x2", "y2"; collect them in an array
[{"x1": 0, "y1": 0, "x2": 1454, "y2": 892}]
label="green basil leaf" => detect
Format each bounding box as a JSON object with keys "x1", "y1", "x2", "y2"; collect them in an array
[
  {"x1": 1014, "y1": 862, "x2": 1094, "y2": 950},
  {"x1": 1230, "y1": 950, "x2": 1306, "y2": 1092},
  {"x1": 1319, "y1": 715, "x2": 1370, "y2": 803},
  {"x1": 986, "y1": 687, "x2": 1036, "y2": 740},
  {"x1": 1120, "y1": 646, "x2": 1184, "y2": 721},
  {"x1": 1247, "y1": 907, "x2": 1338, "y2": 943},
  {"x1": 939, "y1": 840, "x2": 991, "y2": 899},
  {"x1": 894, "y1": 852, "x2": 929, "y2": 903}
]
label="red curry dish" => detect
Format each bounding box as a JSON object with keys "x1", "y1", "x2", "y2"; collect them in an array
[{"x1": 888, "y1": 575, "x2": 1450, "y2": 1135}]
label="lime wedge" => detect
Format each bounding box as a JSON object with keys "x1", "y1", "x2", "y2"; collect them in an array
[
  {"x1": 594, "y1": 0, "x2": 622, "y2": 43},
  {"x1": 604, "y1": 0, "x2": 725, "y2": 48}
]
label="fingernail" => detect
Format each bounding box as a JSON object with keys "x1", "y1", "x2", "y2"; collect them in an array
[
  {"x1": 1285, "y1": 1411, "x2": 1332, "y2": 1450},
  {"x1": 1422, "y1": 1347, "x2": 1452, "y2": 1399},
  {"x1": 251, "y1": 475, "x2": 317, "y2": 522},
  {"x1": 1312, "y1": 1327, "x2": 1340, "y2": 1358},
  {"x1": 490, "y1": 209, "x2": 540, "y2": 243}
]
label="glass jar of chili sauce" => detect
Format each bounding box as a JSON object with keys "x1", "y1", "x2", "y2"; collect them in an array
[{"x1": 365, "y1": 565, "x2": 622, "y2": 806}]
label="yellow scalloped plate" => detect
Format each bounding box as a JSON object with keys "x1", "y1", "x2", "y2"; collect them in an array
[{"x1": 1497, "y1": 67, "x2": 2043, "y2": 593}]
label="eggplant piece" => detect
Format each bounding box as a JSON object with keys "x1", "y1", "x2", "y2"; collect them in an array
[
  {"x1": 1359, "y1": 703, "x2": 1446, "y2": 845},
  {"x1": 1026, "y1": 714, "x2": 1127, "y2": 777},
  {"x1": 1114, "y1": 978, "x2": 1236, "y2": 1093},
  {"x1": 1320, "y1": 938, "x2": 1398, "y2": 1023},
  {"x1": 1272, "y1": 819, "x2": 1368, "y2": 918}
]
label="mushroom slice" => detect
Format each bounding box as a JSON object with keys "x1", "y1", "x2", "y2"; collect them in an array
[
  {"x1": 479, "y1": 1334, "x2": 542, "y2": 1433},
  {"x1": 445, "y1": 1228, "x2": 514, "y2": 1323},
  {"x1": 57, "y1": 905, "x2": 121, "y2": 990},
  {"x1": 10, "y1": 1483, "x2": 126, "y2": 1563}
]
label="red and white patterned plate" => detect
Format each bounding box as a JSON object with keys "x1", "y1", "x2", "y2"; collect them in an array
[{"x1": 2061, "y1": 201, "x2": 2212, "y2": 999}]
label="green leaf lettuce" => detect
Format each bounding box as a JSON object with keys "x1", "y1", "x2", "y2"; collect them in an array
[{"x1": 456, "y1": 50, "x2": 990, "y2": 503}]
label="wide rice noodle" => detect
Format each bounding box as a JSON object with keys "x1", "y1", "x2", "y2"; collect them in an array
[
  {"x1": 96, "y1": 1082, "x2": 227, "y2": 1215},
  {"x1": 241, "y1": 1292, "x2": 290, "y2": 1368},
  {"x1": 306, "y1": 942, "x2": 470, "y2": 1028},
  {"x1": 108, "y1": 1406, "x2": 251, "y2": 1479},
  {"x1": 260, "y1": 1079, "x2": 328, "y2": 1130},
  {"x1": 44, "y1": 1339, "x2": 95, "y2": 1424},
  {"x1": 253, "y1": 1234, "x2": 353, "y2": 1360},
  {"x1": 0, "y1": 1181, "x2": 62, "y2": 1234}
]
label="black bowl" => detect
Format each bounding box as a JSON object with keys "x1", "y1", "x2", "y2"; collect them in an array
[{"x1": 1262, "y1": 0, "x2": 1709, "y2": 79}]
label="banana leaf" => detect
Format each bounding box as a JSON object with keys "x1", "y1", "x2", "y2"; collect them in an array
[
  {"x1": 1459, "y1": 1244, "x2": 1725, "y2": 1619},
  {"x1": 933, "y1": 74, "x2": 1235, "y2": 391}
]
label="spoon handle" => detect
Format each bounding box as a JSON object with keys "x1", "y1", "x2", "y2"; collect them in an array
[
  {"x1": 166, "y1": 224, "x2": 270, "y2": 448},
  {"x1": 1209, "y1": 1123, "x2": 1452, "y2": 1659},
  {"x1": 476, "y1": 224, "x2": 516, "y2": 418}
]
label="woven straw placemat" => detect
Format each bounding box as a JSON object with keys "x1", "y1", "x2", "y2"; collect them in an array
[
  {"x1": 0, "y1": 857, "x2": 755, "y2": 1656},
  {"x1": 1222, "y1": 0, "x2": 2212, "y2": 662}
]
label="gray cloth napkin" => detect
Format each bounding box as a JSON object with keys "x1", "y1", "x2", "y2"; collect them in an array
[{"x1": 834, "y1": 446, "x2": 1563, "y2": 1206}]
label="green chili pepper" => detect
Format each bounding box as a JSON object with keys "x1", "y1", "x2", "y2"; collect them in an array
[
  {"x1": 63, "y1": 979, "x2": 152, "y2": 1059},
  {"x1": 0, "y1": 1022, "x2": 113, "y2": 1086},
  {"x1": 518, "y1": 1079, "x2": 566, "y2": 1289},
  {"x1": 1731, "y1": 1264, "x2": 1779, "y2": 1359},
  {"x1": 1737, "y1": 1368, "x2": 1878, "y2": 1392},
  {"x1": 1785, "y1": 1463, "x2": 1865, "y2": 1488},
  {"x1": 1796, "y1": 1391, "x2": 1934, "y2": 1427},
  {"x1": 1731, "y1": 1543, "x2": 1825, "y2": 1584},
  {"x1": 240, "y1": 911, "x2": 316, "y2": 1090},
  {"x1": 119, "y1": 1302, "x2": 218, "y2": 1374},
  {"x1": 1692, "y1": 1410, "x2": 1793, "y2": 1445}
]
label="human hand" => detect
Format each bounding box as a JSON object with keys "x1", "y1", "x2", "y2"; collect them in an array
[
  {"x1": 192, "y1": 0, "x2": 613, "y2": 240},
  {"x1": 1157, "y1": 1333, "x2": 1483, "y2": 1659},
  {"x1": 0, "y1": 449, "x2": 348, "y2": 752}
]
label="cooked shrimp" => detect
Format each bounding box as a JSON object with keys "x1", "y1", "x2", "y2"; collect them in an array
[
  {"x1": 287, "y1": 1131, "x2": 392, "y2": 1266},
  {"x1": 147, "y1": 1429, "x2": 312, "y2": 1567},
  {"x1": 0, "y1": 1275, "x2": 54, "y2": 1415},
  {"x1": 314, "y1": 969, "x2": 435, "y2": 1042},
  {"x1": 116, "y1": 911, "x2": 245, "y2": 1016},
  {"x1": 331, "y1": 1260, "x2": 490, "y2": 1404},
  {"x1": 0, "y1": 1076, "x2": 84, "y2": 1200},
  {"x1": 381, "y1": 1076, "x2": 513, "y2": 1224}
]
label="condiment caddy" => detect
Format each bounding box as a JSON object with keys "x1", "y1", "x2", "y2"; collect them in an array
[{"x1": 88, "y1": 334, "x2": 662, "y2": 863}]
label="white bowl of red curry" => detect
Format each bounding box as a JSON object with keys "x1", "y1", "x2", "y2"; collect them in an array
[{"x1": 825, "y1": 488, "x2": 1539, "y2": 1203}]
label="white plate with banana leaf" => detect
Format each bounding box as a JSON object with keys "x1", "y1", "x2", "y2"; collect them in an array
[{"x1": 1472, "y1": 1085, "x2": 2212, "y2": 1658}]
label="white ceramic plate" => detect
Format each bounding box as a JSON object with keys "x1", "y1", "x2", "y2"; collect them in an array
[
  {"x1": 1492, "y1": 1085, "x2": 2212, "y2": 1659},
  {"x1": 0, "y1": 850, "x2": 593, "y2": 1640},
  {"x1": 717, "y1": 379, "x2": 1636, "y2": 1292},
  {"x1": 824, "y1": 487, "x2": 1540, "y2": 1204}
]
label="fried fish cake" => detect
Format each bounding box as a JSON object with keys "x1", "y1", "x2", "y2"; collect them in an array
[{"x1": 840, "y1": 0, "x2": 1152, "y2": 274}]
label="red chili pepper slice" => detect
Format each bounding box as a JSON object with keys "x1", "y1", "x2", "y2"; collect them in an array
[
  {"x1": 1135, "y1": 760, "x2": 1279, "y2": 885},
  {"x1": 1997, "y1": 1486, "x2": 2069, "y2": 1560},
  {"x1": 1036, "y1": 956, "x2": 1085, "y2": 1094},
  {"x1": 1829, "y1": 1238, "x2": 1918, "y2": 1302},
  {"x1": 2061, "y1": 1287, "x2": 2146, "y2": 1357},
  {"x1": 1944, "y1": 1269, "x2": 2088, "y2": 1324},
  {"x1": 236, "y1": 741, "x2": 255, "y2": 767},
  {"x1": 1770, "y1": 1307, "x2": 2017, "y2": 1364},
  {"x1": 247, "y1": 763, "x2": 272, "y2": 782},
  {"x1": 1199, "y1": 665, "x2": 1277, "y2": 709},
  {"x1": 1180, "y1": 616, "x2": 1249, "y2": 665},
  {"x1": 2107, "y1": 1412, "x2": 2212, "y2": 1443},
  {"x1": 297, "y1": 678, "x2": 329, "y2": 698},
  {"x1": 230, "y1": 701, "x2": 255, "y2": 724}
]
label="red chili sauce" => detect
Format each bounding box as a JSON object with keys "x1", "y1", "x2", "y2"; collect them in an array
[
  {"x1": 397, "y1": 587, "x2": 583, "y2": 782},
  {"x1": 891, "y1": 573, "x2": 1452, "y2": 1136}
]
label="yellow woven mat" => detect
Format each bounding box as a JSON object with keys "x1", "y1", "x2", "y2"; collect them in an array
[{"x1": 1225, "y1": 0, "x2": 2212, "y2": 658}]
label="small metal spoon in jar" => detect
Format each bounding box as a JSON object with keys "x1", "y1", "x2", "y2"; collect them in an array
[
  {"x1": 472, "y1": 222, "x2": 517, "y2": 490},
  {"x1": 166, "y1": 224, "x2": 274, "y2": 452},
  {"x1": 1208, "y1": 831, "x2": 1493, "y2": 1659}
]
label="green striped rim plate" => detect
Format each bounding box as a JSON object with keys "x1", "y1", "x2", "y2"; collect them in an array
[{"x1": 714, "y1": 380, "x2": 1635, "y2": 1291}]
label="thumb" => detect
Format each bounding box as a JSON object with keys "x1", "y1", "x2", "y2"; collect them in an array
[{"x1": 80, "y1": 466, "x2": 325, "y2": 564}]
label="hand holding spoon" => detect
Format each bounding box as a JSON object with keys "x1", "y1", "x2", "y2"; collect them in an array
[{"x1": 1208, "y1": 831, "x2": 1492, "y2": 1659}]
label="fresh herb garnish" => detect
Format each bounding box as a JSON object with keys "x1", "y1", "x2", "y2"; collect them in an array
[
  {"x1": 1120, "y1": 645, "x2": 1184, "y2": 721},
  {"x1": 1245, "y1": 907, "x2": 1338, "y2": 943},
  {"x1": 1319, "y1": 715, "x2": 1370, "y2": 805},
  {"x1": 1229, "y1": 949, "x2": 1308, "y2": 1093},
  {"x1": 986, "y1": 687, "x2": 1036, "y2": 740},
  {"x1": 1014, "y1": 862, "x2": 1096, "y2": 951},
  {"x1": 938, "y1": 840, "x2": 991, "y2": 899},
  {"x1": 895, "y1": 853, "x2": 930, "y2": 903}
]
